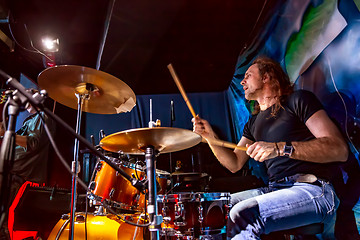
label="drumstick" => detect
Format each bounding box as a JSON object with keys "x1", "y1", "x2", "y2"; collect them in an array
[
  {"x1": 167, "y1": 64, "x2": 196, "y2": 118},
  {"x1": 167, "y1": 63, "x2": 247, "y2": 152},
  {"x1": 206, "y1": 138, "x2": 248, "y2": 151}
]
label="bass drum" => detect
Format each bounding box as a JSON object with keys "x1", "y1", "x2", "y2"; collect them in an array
[{"x1": 47, "y1": 213, "x2": 145, "y2": 240}]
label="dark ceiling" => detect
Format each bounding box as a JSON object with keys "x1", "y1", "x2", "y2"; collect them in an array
[{"x1": 0, "y1": 0, "x2": 275, "y2": 95}]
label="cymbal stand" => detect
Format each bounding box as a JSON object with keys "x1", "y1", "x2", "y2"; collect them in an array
[
  {"x1": 69, "y1": 92, "x2": 89, "y2": 240},
  {"x1": 146, "y1": 99, "x2": 161, "y2": 240},
  {"x1": 145, "y1": 146, "x2": 161, "y2": 240}
]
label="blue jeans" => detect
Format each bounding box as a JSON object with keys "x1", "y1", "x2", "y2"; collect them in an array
[{"x1": 228, "y1": 180, "x2": 339, "y2": 240}]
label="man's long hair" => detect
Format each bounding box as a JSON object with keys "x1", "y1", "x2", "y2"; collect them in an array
[{"x1": 251, "y1": 56, "x2": 294, "y2": 116}]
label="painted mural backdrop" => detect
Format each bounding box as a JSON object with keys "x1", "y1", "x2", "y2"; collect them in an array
[{"x1": 228, "y1": 0, "x2": 360, "y2": 237}]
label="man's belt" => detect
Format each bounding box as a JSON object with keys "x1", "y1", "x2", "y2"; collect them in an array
[{"x1": 276, "y1": 174, "x2": 318, "y2": 184}]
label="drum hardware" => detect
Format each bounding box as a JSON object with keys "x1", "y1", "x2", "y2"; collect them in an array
[
  {"x1": 3, "y1": 75, "x2": 146, "y2": 239},
  {"x1": 198, "y1": 205, "x2": 204, "y2": 224},
  {"x1": 174, "y1": 202, "x2": 187, "y2": 227},
  {"x1": 157, "y1": 192, "x2": 230, "y2": 239},
  {"x1": 38, "y1": 65, "x2": 137, "y2": 240},
  {"x1": 109, "y1": 188, "x2": 115, "y2": 198},
  {"x1": 100, "y1": 127, "x2": 201, "y2": 240},
  {"x1": 164, "y1": 182, "x2": 181, "y2": 195},
  {"x1": 88, "y1": 157, "x2": 147, "y2": 211},
  {"x1": 161, "y1": 205, "x2": 171, "y2": 224}
]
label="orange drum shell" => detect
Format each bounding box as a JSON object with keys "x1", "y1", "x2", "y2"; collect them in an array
[
  {"x1": 47, "y1": 213, "x2": 144, "y2": 240},
  {"x1": 91, "y1": 160, "x2": 146, "y2": 210},
  {"x1": 156, "y1": 175, "x2": 169, "y2": 195}
]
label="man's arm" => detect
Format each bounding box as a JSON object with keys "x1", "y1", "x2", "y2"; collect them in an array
[
  {"x1": 282, "y1": 109, "x2": 348, "y2": 163},
  {"x1": 192, "y1": 116, "x2": 252, "y2": 173},
  {"x1": 246, "y1": 110, "x2": 348, "y2": 163},
  {"x1": 0, "y1": 121, "x2": 28, "y2": 148},
  {"x1": 15, "y1": 135, "x2": 27, "y2": 148}
]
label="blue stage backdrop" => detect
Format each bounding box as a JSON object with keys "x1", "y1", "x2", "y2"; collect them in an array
[
  {"x1": 84, "y1": 91, "x2": 234, "y2": 144},
  {"x1": 84, "y1": 91, "x2": 243, "y2": 179}
]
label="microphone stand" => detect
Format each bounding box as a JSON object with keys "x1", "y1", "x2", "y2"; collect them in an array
[
  {"x1": 0, "y1": 73, "x2": 145, "y2": 231},
  {"x1": 0, "y1": 88, "x2": 27, "y2": 228}
]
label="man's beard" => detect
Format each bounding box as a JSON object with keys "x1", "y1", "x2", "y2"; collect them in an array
[{"x1": 244, "y1": 86, "x2": 262, "y2": 100}]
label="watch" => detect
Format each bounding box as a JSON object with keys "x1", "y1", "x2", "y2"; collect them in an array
[{"x1": 283, "y1": 141, "x2": 293, "y2": 157}]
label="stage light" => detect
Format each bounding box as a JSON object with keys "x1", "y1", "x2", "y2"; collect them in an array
[{"x1": 41, "y1": 37, "x2": 59, "y2": 52}]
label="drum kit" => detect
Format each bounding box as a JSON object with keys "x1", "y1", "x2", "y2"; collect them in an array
[{"x1": 37, "y1": 65, "x2": 230, "y2": 240}]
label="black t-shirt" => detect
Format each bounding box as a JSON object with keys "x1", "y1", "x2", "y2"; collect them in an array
[
  {"x1": 13, "y1": 112, "x2": 55, "y2": 183},
  {"x1": 243, "y1": 90, "x2": 338, "y2": 182}
]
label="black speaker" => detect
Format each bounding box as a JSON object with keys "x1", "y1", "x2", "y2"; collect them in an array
[{"x1": 11, "y1": 186, "x2": 87, "y2": 238}]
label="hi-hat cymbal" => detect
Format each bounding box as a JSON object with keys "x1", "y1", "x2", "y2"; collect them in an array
[
  {"x1": 38, "y1": 65, "x2": 136, "y2": 114},
  {"x1": 100, "y1": 127, "x2": 201, "y2": 154}
]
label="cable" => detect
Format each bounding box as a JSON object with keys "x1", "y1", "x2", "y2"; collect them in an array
[
  {"x1": 327, "y1": 57, "x2": 359, "y2": 155},
  {"x1": 35, "y1": 108, "x2": 88, "y2": 190},
  {"x1": 100, "y1": 200, "x2": 151, "y2": 227},
  {"x1": 239, "y1": 0, "x2": 268, "y2": 55},
  {"x1": 8, "y1": 14, "x2": 37, "y2": 54},
  {"x1": 8, "y1": 12, "x2": 52, "y2": 61},
  {"x1": 24, "y1": 23, "x2": 53, "y2": 61}
]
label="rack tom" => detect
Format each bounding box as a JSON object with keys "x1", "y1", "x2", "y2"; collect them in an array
[{"x1": 88, "y1": 157, "x2": 146, "y2": 211}]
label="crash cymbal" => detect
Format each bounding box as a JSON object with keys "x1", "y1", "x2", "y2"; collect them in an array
[
  {"x1": 38, "y1": 65, "x2": 136, "y2": 114},
  {"x1": 100, "y1": 127, "x2": 201, "y2": 154}
]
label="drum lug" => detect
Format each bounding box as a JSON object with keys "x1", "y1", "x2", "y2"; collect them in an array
[
  {"x1": 162, "y1": 206, "x2": 171, "y2": 223},
  {"x1": 109, "y1": 188, "x2": 115, "y2": 198},
  {"x1": 133, "y1": 193, "x2": 140, "y2": 205},
  {"x1": 75, "y1": 214, "x2": 85, "y2": 222},
  {"x1": 95, "y1": 161, "x2": 103, "y2": 171},
  {"x1": 88, "y1": 181, "x2": 96, "y2": 191},
  {"x1": 174, "y1": 202, "x2": 186, "y2": 226},
  {"x1": 198, "y1": 204, "x2": 204, "y2": 224}
]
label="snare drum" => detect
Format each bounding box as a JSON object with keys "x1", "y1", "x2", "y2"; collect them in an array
[
  {"x1": 88, "y1": 158, "x2": 146, "y2": 211},
  {"x1": 47, "y1": 212, "x2": 145, "y2": 240},
  {"x1": 157, "y1": 192, "x2": 230, "y2": 236}
]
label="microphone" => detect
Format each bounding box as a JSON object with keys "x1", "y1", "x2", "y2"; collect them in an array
[{"x1": 170, "y1": 100, "x2": 175, "y2": 126}]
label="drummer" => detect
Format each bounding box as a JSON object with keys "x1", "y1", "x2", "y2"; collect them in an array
[
  {"x1": 0, "y1": 89, "x2": 55, "y2": 238},
  {"x1": 192, "y1": 56, "x2": 348, "y2": 239}
]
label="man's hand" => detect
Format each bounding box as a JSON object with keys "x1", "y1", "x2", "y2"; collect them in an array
[
  {"x1": 192, "y1": 116, "x2": 217, "y2": 140},
  {"x1": 246, "y1": 141, "x2": 279, "y2": 162}
]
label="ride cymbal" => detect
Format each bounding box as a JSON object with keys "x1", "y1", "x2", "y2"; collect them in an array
[
  {"x1": 38, "y1": 65, "x2": 136, "y2": 114},
  {"x1": 100, "y1": 127, "x2": 201, "y2": 154}
]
